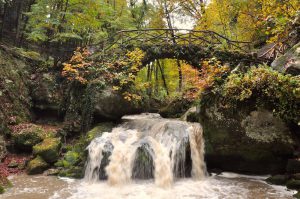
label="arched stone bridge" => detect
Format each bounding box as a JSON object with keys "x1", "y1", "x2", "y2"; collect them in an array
[{"x1": 98, "y1": 29, "x2": 288, "y2": 67}]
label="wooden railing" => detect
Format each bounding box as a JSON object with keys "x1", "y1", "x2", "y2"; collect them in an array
[
  {"x1": 258, "y1": 42, "x2": 290, "y2": 60},
  {"x1": 115, "y1": 29, "x2": 252, "y2": 52},
  {"x1": 96, "y1": 29, "x2": 291, "y2": 61}
]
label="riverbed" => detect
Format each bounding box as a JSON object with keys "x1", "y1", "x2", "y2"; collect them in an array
[{"x1": 0, "y1": 173, "x2": 295, "y2": 199}]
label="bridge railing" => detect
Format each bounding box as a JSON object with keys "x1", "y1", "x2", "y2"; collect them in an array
[
  {"x1": 258, "y1": 42, "x2": 290, "y2": 60},
  {"x1": 115, "y1": 29, "x2": 253, "y2": 52}
]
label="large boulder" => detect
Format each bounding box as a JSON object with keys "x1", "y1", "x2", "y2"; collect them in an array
[
  {"x1": 31, "y1": 72, "x2": 61, "y2": 110},
  {"x1": 192, "y1": 97, "x2": 296, "y2": 174},
  {"x1": 159, "y1": 98, "x2": 192, "y2": 118},
  {"x1": 94, "y1": 88, "x2": 142, "y2": 120},
  {"x1": 272, "y1": 42, "x2": 300, "y2": 75},
  {"x1": 11, "y1": 124, "x2": 46, "y2": 151},
  {"x1": 27, "y1": 155, "x2": 49, "y2": 175},
  {"x1": 33, "y1": 138, "x2": 61, "y2": 163}
]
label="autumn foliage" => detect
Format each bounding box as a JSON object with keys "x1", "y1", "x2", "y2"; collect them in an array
[
  {"x1": 183, "y1": 59, "x2": 230, "y2": 100},
  {"x1": 62, "y1": 47, "x2": 93, "y2": 84}
]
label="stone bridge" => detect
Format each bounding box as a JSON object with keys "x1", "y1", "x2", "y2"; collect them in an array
[{"x1": 95, "y1": 29, "x2": 290, "y2": 67}]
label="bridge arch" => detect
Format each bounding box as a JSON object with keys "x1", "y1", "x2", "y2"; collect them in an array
[{"x1": 108, "y1": 29, "x2": 267, "y2": 68}]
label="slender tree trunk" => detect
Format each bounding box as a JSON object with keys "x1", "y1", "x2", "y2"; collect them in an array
[
  {"x1": 155, "y1": 60, "x2": 159, "y2": 94},
  {"x1": 157, "y1": 59, "x2": 169, "y2": 95},
  {"x1": 15, "y1": 0, "x2": 23, "y2": 45},
  {"x1": 0, "y1": 2, "x2": 7, "y2": 41},
  {"x1": 176, "y1": 59, "x2": 182, "y2": 91},
  {"x1": 146, "y1": 64, "x2": 152, "y2": 96}
]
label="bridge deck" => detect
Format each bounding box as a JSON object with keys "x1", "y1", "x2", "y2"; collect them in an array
[{"x1": 98, "y1": 29, "x2": 289, "y2": 60}]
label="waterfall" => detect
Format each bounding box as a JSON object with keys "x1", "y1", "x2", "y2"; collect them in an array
[{"x1": 84, "y1": 113, "x2": 207, "y2": 187}]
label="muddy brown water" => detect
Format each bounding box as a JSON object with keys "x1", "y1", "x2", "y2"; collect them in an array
[{"x1": 0, "y1": 173, "x2": 295, "y2": 199}]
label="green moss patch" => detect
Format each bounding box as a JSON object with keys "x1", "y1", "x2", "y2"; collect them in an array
[
  {"x1": 33, "y1": 138, "x2": 61, "y2": 163},
  {"x1": 12, "y1": 124, "x2": 45, "y2": 151},
  {"x1": 27, "y1": 156, "x2": 49, "y2": 175}
]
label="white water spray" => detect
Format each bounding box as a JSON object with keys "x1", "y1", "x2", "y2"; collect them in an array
[{"x1": 84, "y1": 113, "x2": 207, "y2": 187}]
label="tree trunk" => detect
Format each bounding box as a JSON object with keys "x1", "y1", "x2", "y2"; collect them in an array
[
  {"x1": 157, "y1": 59, "x2": 169, "y2": 95},
  {"x1": 0, "y1": 3, "x2": 7, "y2": 41},
  {"x1": 155, "y1": 60, "x2": 159, "y2": 94},
  {"x1": 176, "y1": 59, "x2": 183, "y2": 91},
  {"x1": 14, "y1": 0, "x2": 23, "y2": 46}
]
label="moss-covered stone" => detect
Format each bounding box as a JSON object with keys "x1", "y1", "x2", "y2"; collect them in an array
[
  {"x1": 58, "y1": 166, "x2": 84, "y2": 179},
  {"x1": 31, "y1": 72, "x2": 62, "y2": 112},
  {"x1": 27, "y1": 156, "x2": 49, "y2": 175},
  {"x1": 287, "y1": 179, "x2": 300, "y2": 190},
  {"x1": 195, "y1": 92, "x2": 295, "y2": 174},
  {"x1": 57, "y1": 151, "x2": 80, "y2": 168},
  {"x1": 55, "y1": 150, "x2": 84, "y2": 179},
  {"x1": 54, "y1": 123, "x2": 115, "y2": 179},
  {"x1": 266, "y1": 175, "x2": 289, "y2": 185},
  {"x1": 159, "y1": 98, "x2": 192, "y2": 118},
  {"x1": 94, "y1": 88, "x2": 142, "y2": 120},
  {"x1": 87, "y1": 122, "x2": 115, "y2": 142},
  {"x1": 33, "y1": 138, "x2": 61, "y2": 163},
  {"x1": 12, "y1": 124, "x2": 46, "y2": 151}
]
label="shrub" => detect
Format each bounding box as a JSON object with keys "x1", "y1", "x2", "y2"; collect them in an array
[{"x1": 222, "y1": 66, "x2": 300, "y2": 123}]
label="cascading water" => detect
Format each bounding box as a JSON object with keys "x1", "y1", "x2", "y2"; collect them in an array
[
  {"x1": 1, "y1": 114, "x2": 296, "y2": 199},
  {"x1": 84, "y1": 113, "x2": 207, "y2": 187}
]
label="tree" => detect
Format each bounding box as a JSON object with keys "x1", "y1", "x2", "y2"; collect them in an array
[
  {"x1": 24, "y1": 0, "x2": 135, "y2": 64},
  {"x1": 0, "y1": 0, "x2": 34, "y2": 44},
  {"x1": 196, "y1": 0, "x2": 300, "y2": 45},
  {"x1": 129, "y1": 0, "x2": 150, "y2": 29}
]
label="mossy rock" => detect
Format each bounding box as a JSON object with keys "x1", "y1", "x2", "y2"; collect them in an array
[
  {"x1": 266, "y1": 175, "x2": 289, "y2": 185},
  {"x1": 12, "y1": 124, "x2": 46, "y2": 151},
  {"x1": 55, "y1": 151, "x2": 83, "y2": 179},
  {"x1": 196, "y1": 92, "x2": 295, "y2": 174},
  {"x1": 56, "y1": 151, "x2": 80, "y2": 168},
  {"x1": 286, "y1": 179, "x2": 300, "y2": 190},
  {"x1": 27, "y1": 156, "x2": 49, "y2": 175},
  {"x1": 58, "y1": 166, "x2": 84, "y2": 179},
  {"x1": 159, "y1": 98, "x2": 192, "y2": 118},
  {"x1": 33, "y1": 138, "x2": 61, "y2": 163},
  {"x1": 87, "y1": 122, "x2": 115, "y2": 142}
]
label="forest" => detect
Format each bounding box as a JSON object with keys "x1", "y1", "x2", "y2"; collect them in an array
[{"x1": 0, "y1": 0, "x2": 299, "y2": 198}]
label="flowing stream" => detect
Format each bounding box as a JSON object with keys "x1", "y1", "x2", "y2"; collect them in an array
[
  {"x1": 0, "y1": 113, "x2": 296, "y2": 199},
  {"x1": 85, "y1": 113, "x2": 206, "y2": 186}
]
